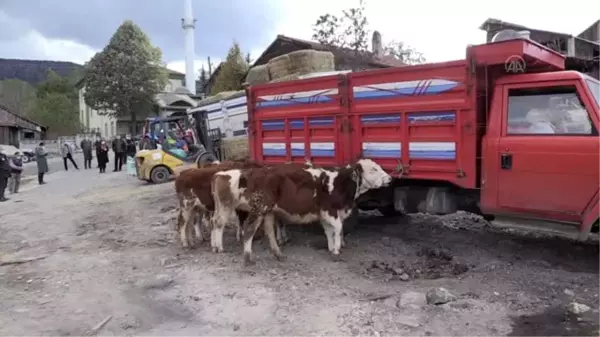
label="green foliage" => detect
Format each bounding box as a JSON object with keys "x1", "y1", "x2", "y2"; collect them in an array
[
  {"x1": 26, "y1": 70, "x2": 81, "y2": 136},
  {"x1": 36, "y1": 70, "x2": 77, "y2": 101},
  {"x1": 311, "y1": 0, "x2": 425, "y2": 65},
  {"x1": 245, "y1": 52, "x2": 253, "y2": 65},
  {"x1": 383, "y1": 40, "x2": 426, "y2": 65},
  {"x1": 210, "y1": 42, "x2": 250, "y2": 95},
  {"x1": 31, "y1": 92, "x2": 80, "y2": 135},
  {"x1": 197, "y1": 65, "x2": 208, "y2": 92},
  {"x1": 312, "y1": 0, "x2": 369, "y2": 52},
  {"x1": 0, "y1": 79, "x2": 36, "y2": 116},
  {"x1": 83, "y1": 20, "x2": 168, "y2": 134}
]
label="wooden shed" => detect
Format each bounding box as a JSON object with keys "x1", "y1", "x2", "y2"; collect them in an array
[{"x1": 0, "y1": 104, "x2": 46, "y2": 147}]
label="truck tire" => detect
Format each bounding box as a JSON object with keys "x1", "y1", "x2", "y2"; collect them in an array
[
  {"x1": 377, "y1": 205, "x2": 402, "y2": 217},
  {"x1": 150, "y1": 166, "x2": 170, "y2": 184},
  {"x1": 195, "y1": 152, "x2": 218, "y2": 167}
]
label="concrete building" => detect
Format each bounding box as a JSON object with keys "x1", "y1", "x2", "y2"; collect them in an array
[{"x1": 76, "y1": 69, "x2": 199, "y2": 138}]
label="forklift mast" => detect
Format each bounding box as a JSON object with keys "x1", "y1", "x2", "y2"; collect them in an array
[{"x1": 193, "y1": 109, "x2": 218, "y2": 156}]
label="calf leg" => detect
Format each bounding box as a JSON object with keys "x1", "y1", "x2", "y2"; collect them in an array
[
  {"x1": 242, "y1": 211, "x2": 264, "y2": 266},
  {"x1": 236, "y1": 211, "x2": 248, "y2": 242},
  {"x1": 320, "y1": 220, "x2": 335, "y2": 252},
  {"x1": 179, "y1": 199, "x2": 197, "y2": 248},
  {"x1": 321, "y1": 216, "x2": 344, "y2": 256},
  {"x1": 263, "y1": 213, "x2": 285, "y2": 261},
  {"x1": 276, "y1": 221, "x2": 284, "y2": 245}
]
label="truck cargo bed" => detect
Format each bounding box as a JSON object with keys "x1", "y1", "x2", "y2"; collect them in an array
[{"x1": 246, "y1": 59, "x2": 477, "y2": 189}]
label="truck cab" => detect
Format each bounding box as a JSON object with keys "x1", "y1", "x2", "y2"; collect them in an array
[{"x1": 481, "y1": 71, "x2": 599, "y2": 237}]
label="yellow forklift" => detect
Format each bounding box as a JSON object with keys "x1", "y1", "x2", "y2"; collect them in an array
[{"x1": 135, "y1": 110, "x2": 222, "y2": 183}]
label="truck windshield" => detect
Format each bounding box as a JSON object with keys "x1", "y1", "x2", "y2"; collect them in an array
[{"x1": 585, "y1": 79, "x2": 599, "y2": 107}]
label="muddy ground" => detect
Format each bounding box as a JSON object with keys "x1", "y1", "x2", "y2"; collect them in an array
[{"x1": 0, "y1": 171, "x2": 598, "y2": 336}]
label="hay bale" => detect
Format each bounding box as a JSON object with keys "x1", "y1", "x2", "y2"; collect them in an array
[
  {"x1": 222, "y1": 138, "x2": 249, "y2": 160},
  {"x1": 199, "y1": 90, "x2": 243, "y2": 106},
  {"x1": 246, "y1": 65, "x2": 270, "y2": 85},
  {"x1": 268, "y1": 73, "x2": 301, "y2": 83},
  {"x1": 267, "y1": 50, "x2": 335, "y2": 80}
]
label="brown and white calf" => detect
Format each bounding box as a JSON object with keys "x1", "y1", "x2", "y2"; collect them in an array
[
  {"x1": 174, "y1": 160, "x2": 262, "y2": 248},
  {"x1": 211, "y1": 159, "x2": 392, "y2": 264}
]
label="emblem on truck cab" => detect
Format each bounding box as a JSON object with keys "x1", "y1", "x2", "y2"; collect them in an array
[{"x1": 505, "y1": 55, "x2": 526, "y2": 73}]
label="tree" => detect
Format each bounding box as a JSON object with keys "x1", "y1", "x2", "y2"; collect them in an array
[
  {"x1": 312, "y1": 0, "x2": 369, "y2": 52},
  {"x1": 245, "y1": 52, "x2": 253, "y2": 65},
  {"x1": 26, "y1": 70, "x2": 81, "y2": 136},
  {"x1": 0, "y1": 79, "x2": 36, "y2": 116},
  {"x1": 210, "y1": 42, "x2": 249, "y2": 95},
  {"x1": 311, "y1": 1, "x2": 425, "y2": 66},
  {"x1": 36, "y1": 70, "x2": 77, "y2": 101},
  {"x1": 197, "y1": 65, "x2": 208, "y2": 93},
  {"x1": 83, "y1": 20, "x2": 168, "y2": 135},
  {"x1": 30, "y1": 92, "x2": 81, "y2": 136},
  {"x1": 383, "y1": 40, "x2": 426, "y2": 65}
]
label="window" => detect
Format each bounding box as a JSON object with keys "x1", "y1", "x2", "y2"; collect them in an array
[
  {"x1": 585, "y1": 79, "x2": 599, "y2": 107},
  {"x1": 507, "y1": 85, "x2": 595, "y2": 135}
]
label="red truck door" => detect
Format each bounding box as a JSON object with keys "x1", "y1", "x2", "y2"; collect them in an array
[{"x1": 486, "y1": 80, "x2": 599, "y2": 223}]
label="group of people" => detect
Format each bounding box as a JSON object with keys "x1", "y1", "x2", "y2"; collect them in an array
[
  {"x1": 62, "y1": 135, "x2": 138, "y2": 174},
  {"x1": 0, "y1": 149, "x2": 25, "y2": 202},
  {"x1": 0, "y1": 135, "x2": 140, "y2": 201}
]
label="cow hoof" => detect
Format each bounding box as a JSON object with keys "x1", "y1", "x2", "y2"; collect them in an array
[
  {"x1": 211, "y1": 247, "x2": 218, "y2": 253},
  {"x1": 243, "y1": 253, "x2": 255, "y2": 266},
  {"x1": 330, "y1": 252, "x2": 341, "y2": 262},
  {"x1": 275, "y1": 254, "x2": 287, "y2": 262}
]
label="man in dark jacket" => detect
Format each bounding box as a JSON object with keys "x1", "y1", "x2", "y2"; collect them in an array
[
  {"x1": 94, "y1": 138, "x2": 101, "y2": 168},
  {"x1": 80, "y1": 137, "x2": 93, "y2": 169},
  {"x1": 8, "y1": 151, "x2": 23, "y2": 194},
  {"x1": 0, "y1": 150, "x2": 11, "y2": 202},
  {"x1": 112, "y1": 135, "x2": 126, "y2": 172}
]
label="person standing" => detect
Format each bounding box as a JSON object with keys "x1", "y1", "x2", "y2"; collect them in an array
[
  {"x1": 80, "y1": 137, "x2": 93, "y2": 169},
  {"x1": 94, "y1": 137, "x2": 102, "y2": 168},
  {"x1": 125, "y1": 134, "x2": 137, "y2": 176},
  {"x1": 112, "y1": 135, "x2": 125, "y2": 172},
  {"x1": 35, "y1": 142, "x2": 48, "y2": 184},
  {"x1": 97, "y1": 141, "x2": 109, "y2": 173},
  {"x1": 8, "y1": 151, "x2": 23, "y2": 194},
  {"x1": 61, "y1": 142, "x2": 79, "y2": 171},
  {"x1": 0, "y1": 149, "x2": 11, "y2": 202}
]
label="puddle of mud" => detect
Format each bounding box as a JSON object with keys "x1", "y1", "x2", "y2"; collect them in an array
[
  {"x1": 509, "y1": 307, "x2": 599, "y2": 336},
  {"x1": 364, "y1": 247, "x2": 470, "y2": 281}
]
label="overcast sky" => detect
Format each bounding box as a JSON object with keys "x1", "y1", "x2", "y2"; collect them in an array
[{"x1": 0, "y1": 0, "x2": 598, "y2": 76}]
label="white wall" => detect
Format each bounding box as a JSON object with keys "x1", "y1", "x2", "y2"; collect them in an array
[
  {"x1": 78, "y1": 87, "x2": 117, "y2": 139},
  {"x1": 164, "y1": 78, "x2": 184, "y2": 92}
]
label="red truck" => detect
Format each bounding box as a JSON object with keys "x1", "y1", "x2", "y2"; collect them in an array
[{"x1": 245, "y1": 38, "x2": 600, "y2": 241}]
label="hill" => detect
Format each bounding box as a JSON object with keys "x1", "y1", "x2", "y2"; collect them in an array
[{"x1": 0, "y1": 58, "x2": 83, "y2": 85}]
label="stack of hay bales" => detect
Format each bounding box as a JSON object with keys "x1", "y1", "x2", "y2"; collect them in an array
[
  {"x1": 245, "y1": 65, "x2": 270, "y2": 86},
  {"x1": 222, "y1": 138, "x2": 249, "y2": 160},
  {"x1": 267, "y1": 50, "x2": 335, "y2": 82},
  {"x1": 200, "y1": 90, "x2": 241, "y2": 106}
]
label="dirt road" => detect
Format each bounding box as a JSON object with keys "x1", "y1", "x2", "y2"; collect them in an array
[{"x1": 0, "y1": 170, "x2": 598, "y2": 336}]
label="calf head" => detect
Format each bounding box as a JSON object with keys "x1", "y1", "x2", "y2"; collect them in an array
[{"x1": 352, "y1": 158, "x2": 392, "y2": 196}]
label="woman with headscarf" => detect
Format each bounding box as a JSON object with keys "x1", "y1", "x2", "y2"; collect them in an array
[
  {"x1": 97, "y1": 141, "x2": 109, "y2": 173},
  {"x1": 35, "y1": 142, "x2": 49, "y2": 184}
]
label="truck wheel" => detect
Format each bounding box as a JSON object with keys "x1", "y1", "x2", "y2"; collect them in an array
[
  {"x1": 150, "y1": 166, "x2": 170, "y2": 184},
  {"x1": 196, "y1": 152, "x2": 218, "y2": 167},
  {"x1": 377, "y1": 205, "x2": 402, "y2": 217}
]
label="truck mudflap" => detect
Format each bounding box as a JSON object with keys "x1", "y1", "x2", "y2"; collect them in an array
[{"x1": 577, "y1": 201, "x2": 600, "y2": 241}]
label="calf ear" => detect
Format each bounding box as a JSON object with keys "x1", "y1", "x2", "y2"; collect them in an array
[{"x1": 352, "y1": 163, "x2": 363, "y2": 182}]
